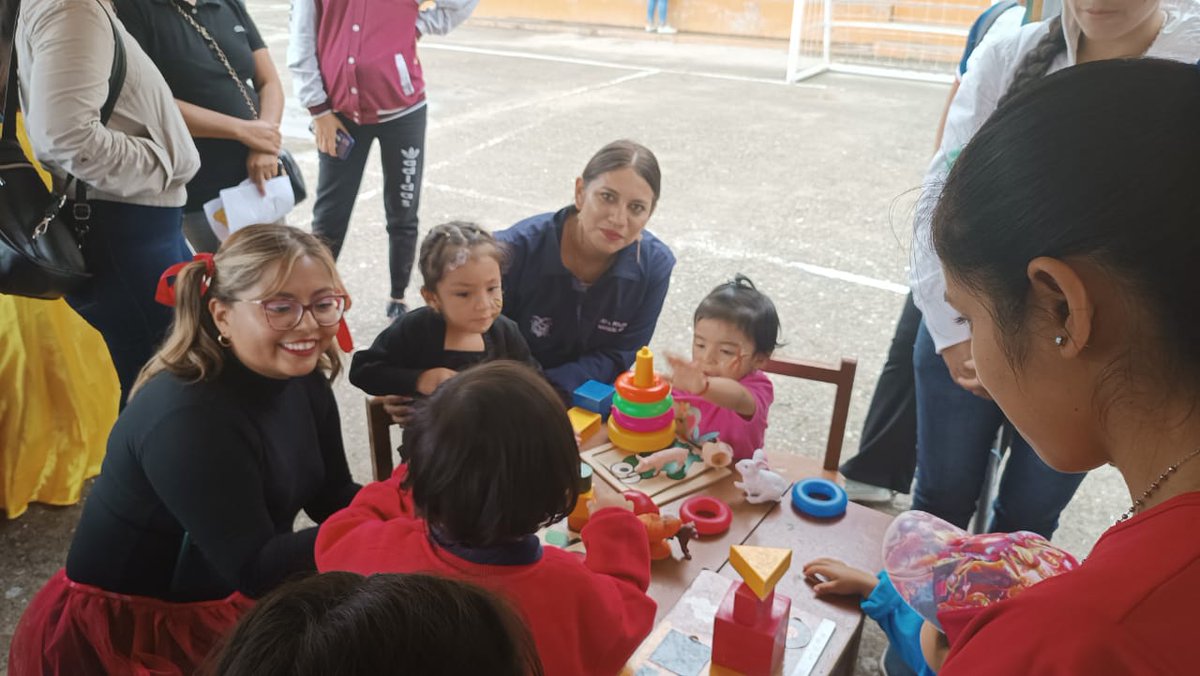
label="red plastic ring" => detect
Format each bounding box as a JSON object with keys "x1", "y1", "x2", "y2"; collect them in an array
[
  {"x1": 679, "y1": 495, "x2": 733, "y2": 536},
  {"x1": 610, "y1": 406, "x2": 676, "y2": 433},
  {"x1": 615, "y1": 371, "x2": 671, "y2": 404}
]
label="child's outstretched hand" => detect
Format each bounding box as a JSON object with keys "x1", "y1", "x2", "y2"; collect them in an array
[
  {"x1": 665, "y1": 353, "x2": 708, "y2": 395},
  {"x1": 803, "y1": 557, "x2": 878, "y2": 598}
]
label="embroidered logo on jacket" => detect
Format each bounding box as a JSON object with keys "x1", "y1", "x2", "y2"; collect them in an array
[
  {"x1": 597, "y1": 318, "x2": 628, "y2": 334},
  {"x1": 531, "y1": 316, "x2": 552, "y2": 338}
]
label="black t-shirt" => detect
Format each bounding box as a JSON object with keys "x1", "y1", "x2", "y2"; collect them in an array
[
  {"x1": 349, "y1": 306, "x2": 540, "y2": 397},
  {"x1": 114, "y1": 0, "x2": 266, "y2": 210},
  {"x1": 65, "y1": 358, "x2": 360, "y2": 602}
]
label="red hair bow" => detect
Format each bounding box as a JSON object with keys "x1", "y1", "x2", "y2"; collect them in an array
[{"x1": 155, "y1": 254, "x2": 215, "y2": 307}]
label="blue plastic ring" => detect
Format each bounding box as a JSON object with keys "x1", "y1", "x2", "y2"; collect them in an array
[{"x1": 791, "y1": 479, "x2": 848, "y2": 518}]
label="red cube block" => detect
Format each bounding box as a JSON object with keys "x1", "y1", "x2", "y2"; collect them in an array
[{"x1": 712, "y1": 581, "x2": 792, "y2": 676}]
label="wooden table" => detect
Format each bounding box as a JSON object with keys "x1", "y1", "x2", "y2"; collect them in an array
[{"x1": 584, "y1": 437, "x2": 893, "y2": 675}]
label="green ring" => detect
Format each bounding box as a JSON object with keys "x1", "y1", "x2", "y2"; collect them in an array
[{"x1": 613, "y1": 392, "x2": 674, "y2": 418}]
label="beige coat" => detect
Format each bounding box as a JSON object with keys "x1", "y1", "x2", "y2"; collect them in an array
[{"x1": 16, "y1": 0, "x2": 200, "y2": 207}]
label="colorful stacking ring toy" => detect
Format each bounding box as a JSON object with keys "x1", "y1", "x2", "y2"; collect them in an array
[
  {"x1": 790, "y1": 479, "x2": 848, "y2": 518},
  {"x1": 615, "y1": 370, "x2": 671, "y2": 403},
  {"x1": 680, "y1": 495, "x2": 733, "y2": 536},
  {"x1": 612, "y1": 392, "x2": 674, "y2": 418},
  {"x1": 610, "y1": 407, "x2": 676, "y2": 433},
  {"x1": 606, "y1": 417, "x2": 677, "y2": 452}
]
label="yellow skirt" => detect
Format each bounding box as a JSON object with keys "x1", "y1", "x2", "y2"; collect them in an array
[{"x1": 0, "y1": 297, "x2": 119, "y2": 518}]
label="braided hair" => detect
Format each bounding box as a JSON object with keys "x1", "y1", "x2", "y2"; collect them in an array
[
  {"x1": 995, "y1": 15, "x2": 1067, "y2": 109},
  {"x1": 417, "y1": 221, "x2": 506, "y2": 291}
]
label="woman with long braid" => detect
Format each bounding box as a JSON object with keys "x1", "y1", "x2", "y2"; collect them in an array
[{"x1": 908, "y1": 0, "x2": 1200, "y2": 537}]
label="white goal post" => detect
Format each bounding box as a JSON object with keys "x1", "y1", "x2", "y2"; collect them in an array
[{"x1": 786, "y1": 0, "x2": 986, "y2": 84}]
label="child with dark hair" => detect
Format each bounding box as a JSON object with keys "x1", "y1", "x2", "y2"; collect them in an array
[
  {"x1": 667, "y1": 274, "x2": 781, "y2": 460},
  {"x1": 205, "y1": 572, "x2": 544, "y2": 676},
  {"x1": 316, "y1": 361, "x2": 656, "y2": 676},
  {"x1": 350, "y1": 222, "x2": 538, "y2": 419}
]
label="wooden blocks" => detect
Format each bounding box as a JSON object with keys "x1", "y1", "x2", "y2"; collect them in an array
[
  {"x1": 567, "y1": 407, "x2": 601, "y2": 442},
  {"x1": 572, "y1": 380, "x2": 615, "y2": 418},
  {"x1": 713, "y1": 545, "x2": 793, "y2": 676},
  {"x1": 729, "y1": 545, "x2": 792, "y2": 600}
]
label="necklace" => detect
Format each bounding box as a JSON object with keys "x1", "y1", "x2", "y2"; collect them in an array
[{"x1": 1117, "y1": 446, "x2": 1200, "y2": 523}]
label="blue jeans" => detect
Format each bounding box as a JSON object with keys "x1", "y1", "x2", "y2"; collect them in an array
[
  {"x1": 911, "y1": 322, "x2": 1085, "y2": 538},
  {"x1": 66, "y1": 200, "x2": 189, "y2": 407},
  {"x1": 647, "y1": 0, "x2": 668, "y2": 24}
]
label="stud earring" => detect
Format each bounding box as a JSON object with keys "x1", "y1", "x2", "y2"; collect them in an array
[
  {"x1": 218, "y1": 334, "x2": 231, "y2": 347},
  {"x1": 1054, "y1": 335, "x2": 1066, "y2": 346}
]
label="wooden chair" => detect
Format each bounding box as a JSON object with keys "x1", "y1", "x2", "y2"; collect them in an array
[
  {"x1": 366, "y1": 396, "x2": 399, "y2": 482},
  {"x1": 365, "y1": 355, "x2": 858, "y2": 482},
  {"x1": 762, "y1": 355, "x2": 857, "y2": 473}
]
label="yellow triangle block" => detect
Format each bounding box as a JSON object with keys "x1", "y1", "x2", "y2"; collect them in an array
[
  {"x1": 567, "y1": 407, "x2": 601, "y2": 441},
  {"x1": 730, "y1": 545, "x2": 792, "y2": 600}
]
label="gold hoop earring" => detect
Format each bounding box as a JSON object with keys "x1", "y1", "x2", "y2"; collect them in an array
[{"x1": 218, "y1": 334, "x2": 231, "y2": 347}]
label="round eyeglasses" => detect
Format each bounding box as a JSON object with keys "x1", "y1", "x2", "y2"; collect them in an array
[{"x1": 239, "y1": 294, "x2": 348, "y2": 331}]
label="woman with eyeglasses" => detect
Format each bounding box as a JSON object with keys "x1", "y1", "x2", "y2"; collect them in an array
[{"x1": 8, "y1": 224, "x2": 360, "y2": 676}]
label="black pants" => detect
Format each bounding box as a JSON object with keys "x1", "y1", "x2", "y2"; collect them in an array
[
  {"x1": 839, "y1": 292, "x2": 920, "y2": 492},
  {"x1": 312, "y1": 106, "x2": 427, "y2": 299}
]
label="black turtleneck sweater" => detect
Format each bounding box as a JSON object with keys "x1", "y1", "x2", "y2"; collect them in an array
[{"x1": 65, "y1": 358, "x2": 360, "y2": 602}]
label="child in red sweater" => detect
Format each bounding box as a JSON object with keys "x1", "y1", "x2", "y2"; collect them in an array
[{"x1": 316, "y1": 361, "x2": 656, "y2": 675}]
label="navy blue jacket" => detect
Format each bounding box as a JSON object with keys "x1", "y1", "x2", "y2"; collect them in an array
[{"x1": 496, "y1": 207, "x2": 676, "y2": 398}]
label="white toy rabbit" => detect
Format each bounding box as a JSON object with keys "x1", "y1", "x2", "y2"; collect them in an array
[{"x1": 734, "y1": 449, "x2": 789, "y2": 504}]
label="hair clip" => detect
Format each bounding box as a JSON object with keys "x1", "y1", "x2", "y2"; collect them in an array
[
  {"x1": 155, "y1": 253, "x2": 215, "y2": 307},
  {"x1": 445, "y1": 248, "x2": 470, "y2": 272}
]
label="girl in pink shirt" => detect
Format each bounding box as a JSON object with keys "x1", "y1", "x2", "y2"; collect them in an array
[{"x1": 668, "y1": 275, "x2": 781, "y2": 461}]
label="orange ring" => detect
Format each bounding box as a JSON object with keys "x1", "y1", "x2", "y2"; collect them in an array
[
  {"x1": 679, "y1": 495, "x2": 733, "y2": 536},
  {"x1": 615, "y1": 371, "x2": 671, "y2": 403}
]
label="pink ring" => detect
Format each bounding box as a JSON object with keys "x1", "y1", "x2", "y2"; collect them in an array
[
  {"x1": 680, "y1": 495, "x2": 733, "y2": 536},
  {"x1": 610, "y1": 407, "x2": 676, "y2": 433}
]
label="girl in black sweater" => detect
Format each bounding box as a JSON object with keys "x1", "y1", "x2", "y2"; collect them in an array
[{"x1": 350, "y1": 222, "x2": 538, "y2": 417}]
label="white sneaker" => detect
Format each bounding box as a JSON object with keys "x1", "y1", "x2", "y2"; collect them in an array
[
  {"x1": 844, "y1": 479, "x2": 895, "y2": 504},
  {"x1": 657, "y1": 25, "x2": 678, "y2": 34},
  {"x1": 645, "y1": 23, "x2": 656, "y2": 32}
]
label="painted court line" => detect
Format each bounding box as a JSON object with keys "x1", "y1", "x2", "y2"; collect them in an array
[
  {"x1": 675, "y1": 239, "x2": 909, "y2": 295},
  {"x1": 429, "y1": 71, "x2": 659, "y2": 167},
  {"x1": 432, "y1": 69, "x2": 658, "y2": 131},
  {"x1": 421, "y1": 42, "x2": 824, "y2": 89},
  {"x1": 423, "y1": 181, "x2": 546, "y2": 212}
]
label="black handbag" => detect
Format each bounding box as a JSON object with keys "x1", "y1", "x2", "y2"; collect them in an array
[
  {"x1": 171, "y1": 1, "x2": 306, "y2": 205},
  {"x1": 0, "y1": 0, "x2": 125, "y2": 299},
  {"x1": 278, "y1": 148, "x2": 307, "y2": 204}
]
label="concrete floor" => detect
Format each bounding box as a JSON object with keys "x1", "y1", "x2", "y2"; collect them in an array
[{"x1": 1, "y1": 6, "x2": 1130, "y2": 674}]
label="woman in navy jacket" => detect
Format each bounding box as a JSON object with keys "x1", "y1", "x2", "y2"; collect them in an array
[{"x1": 496, "y1": 140, "x2": 675, "y2": 399}]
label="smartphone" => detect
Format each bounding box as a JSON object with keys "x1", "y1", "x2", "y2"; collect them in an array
[{"x1": 335, "y1": 129, "x2": 355, "y2": 160}]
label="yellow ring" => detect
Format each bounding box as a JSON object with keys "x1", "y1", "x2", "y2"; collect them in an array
[{"x1": 607, "y1": 417, "x2": 677, "y2": 453}]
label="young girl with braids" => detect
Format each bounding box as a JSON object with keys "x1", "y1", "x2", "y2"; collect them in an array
[
  {"x1": 8, "y1": 225, "x2": 361, "y2": 675},
  {"x1": 907, "y1": 0, "x2": 1200, "y2": 538},
  {"x1": 350, "y1": 222, "x2": 538, "y2": 412}
]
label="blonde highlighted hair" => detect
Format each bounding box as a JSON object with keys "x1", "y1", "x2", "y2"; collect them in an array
[{"x1": 130, "y1": 225, "x2": 348, "y2": 398}]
